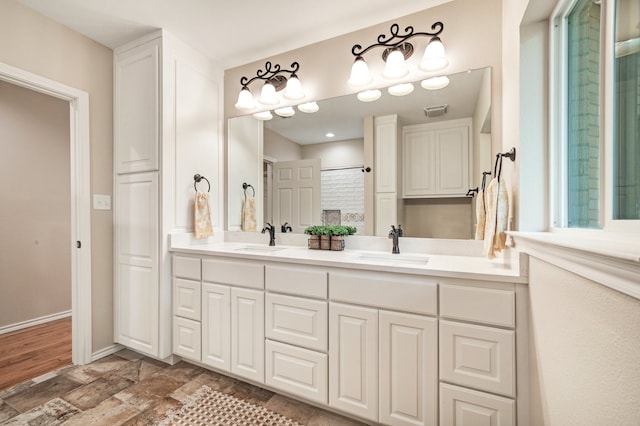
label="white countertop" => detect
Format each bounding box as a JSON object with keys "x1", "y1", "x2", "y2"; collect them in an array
[{"x1": 170, "y1": 234, "x2": 528, "y2": 283}]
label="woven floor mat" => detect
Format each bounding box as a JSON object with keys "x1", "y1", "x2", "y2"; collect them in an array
[{"x1": 157, "y1": 385, "x2": 304, "y2": 426}]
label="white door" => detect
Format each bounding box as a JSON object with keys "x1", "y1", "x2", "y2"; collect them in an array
[
  {"x1": 379, "y1": 311, "x2": 438, "y2": 426},
  {"x1": 273, "y1": 159, "x2": 321, "y2": 233},
  {"x1": 231, "y1": 287, "x2": 265, "y2": 383},
  {"x1": 329, "y1": 302, "x2": 379, "y2": 422}
]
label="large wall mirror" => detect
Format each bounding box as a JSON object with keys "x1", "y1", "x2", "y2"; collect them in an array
[{"x1": 228, "y1": 67, "x2": 492, "y2": 239}]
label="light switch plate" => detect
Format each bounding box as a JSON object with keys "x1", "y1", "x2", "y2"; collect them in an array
[{"x1": 93, "y1": 194, "x2": 111, "y2": 210}]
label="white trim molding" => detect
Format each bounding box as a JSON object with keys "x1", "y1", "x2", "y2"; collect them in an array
[
  {"x1": 0, "y1": 61, "x2": 93, "y2": 365},
  {"x1": 0, "y1": 311, "x2": 72, "y2": 335},
  {"x1": 509, "y1": 231, "x2": 640, "y2": 300}
]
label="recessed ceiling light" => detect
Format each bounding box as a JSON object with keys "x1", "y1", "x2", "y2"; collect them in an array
[{"x1": 325, "y1": 132, "x2": 335, "y2": 138}]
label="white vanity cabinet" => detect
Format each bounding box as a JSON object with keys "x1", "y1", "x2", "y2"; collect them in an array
[
  {"x1": 438, "y1": 283, "x2": 518, "y2": 426},
  {"x1": 114, "y1": 30, "x2": 222, "y2": 359},
  {"x1": 329, "y1": 270, "x2": 439, "y2": 426},
  {"x1": 172, "y1": 256, "x2": 202, "y2": 361},
  {"x1": 402, "y1": 119, "x2": 471, "y2": 198}
]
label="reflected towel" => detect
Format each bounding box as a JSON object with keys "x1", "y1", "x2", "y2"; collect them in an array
[
  {"x1": 475, "y1": 190, "x2": 486, "y2": 240},
  {"x1": 483, "y1": 178, "x2": 509, "y2": 259},
  {"x1": 194, "y1": 191, "x2": 213, "y2": 239},
  {"x1": 242, "y1": 196, "x2": 257, "y2": 231}
]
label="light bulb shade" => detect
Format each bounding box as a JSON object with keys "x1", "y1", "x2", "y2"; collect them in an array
[
  {"x1": 421, "y1": 75, "x2": 450, "y2": 90},
  {"x1": 388, "y1": 83, "x2": 414, "y2": 96},
  {"x1": 420, "y1": 36, "x2": 449, "y2": 72},
  {"x1": 356, "y1": 89, "x2": 382, "y2": 102},
  {"x1": 235, "y1": 87, "x2": 256, "y2": 111},
  {"x1": 298, "y1": 101, "x2": 319, "y2": 113},
  {"x1": 283, "y1": 75, "x2": 305, "y2": 100},
  {"x1": 252, "y1": 110, "x2": 273, "y2": 120},
  {"x1": 259, "y1": 82, "x2": 279, "y2": 106},
  {"x1": 348, "y1": 57, "x2": 373, "y2": 87},
  {"x1": 382, "y1": 49, "x2": 409, "y2": 80},
  {"x1": 274, "y1": 106, "x2": 295, "y2": 117}
]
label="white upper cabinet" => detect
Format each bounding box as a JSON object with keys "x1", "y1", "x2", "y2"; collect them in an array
[
  {"x1": 403, "y1": 119, "x2": 471, "y2": 198},
  {"x1": 114, "y1": 39, "x2": 160, "y2": 174}
]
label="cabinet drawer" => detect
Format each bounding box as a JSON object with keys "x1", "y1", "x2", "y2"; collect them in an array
[
  {"x1": 266, "y1": 340, "x2": 328, "y2": 404},
  {"x1": 265, "y1": 264, "x2": 327, "y2": 299},
  {"x1": 173, "y1": 256, "x2": 201, "y2": 280},
  {"x1": 202, "y1": 258, "x2": 264, "y2": 289},
  {"x1": 173, "y1": 317, "x2": 201, "y2": 361},
  {"x1": 440, "y1": 284, "x2": 515, "y2": 328},
  {"x1": 329, "y1": 270, "x2": 437, "y2": 316},
  {"x1": 440, "y1": 320, "x2": 515, "y2": 397},
  {"x1": 266, "y1": 293, "x2": 327, "y2": 352},
  {"x1": 173, "y1": 278, "x2": 201, "y2": 321},
  {"x1": 440, "y1": 383, "x2": 515, "y2": 426}
]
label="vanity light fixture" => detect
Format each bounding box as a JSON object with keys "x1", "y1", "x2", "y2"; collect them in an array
[
  {"x1": 298, "y1": 101, "x2": 319, "y2": 113},
  {"x1": 356, "y1": 89, "x2": 382, "y2": 102},
  {"x1": 274, "y1": 106, "x2": 296, "y2": 117},
  {"x1": 348, "y1": 22, "x2": 449, "y2": 89},
  {"x1": 421, "y1": 75, "x2": 450, "y2": 90},
  {"x1": 252, "y1": 110, "x2": 273, "y2": 121},
  {"x1": 235, "y1": 61, "x2": 306, "y2": 111},
  {"x1": 388, "y1": 82, "x2": 414, "y2": 96}
]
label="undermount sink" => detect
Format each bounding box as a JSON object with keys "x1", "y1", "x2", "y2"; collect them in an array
[
  {"x1": 353, "y1": 252, "x2": 430, "y2": 265},
  {"x1": 233, "y1": 245, "x2": 287, "y2": 253}
]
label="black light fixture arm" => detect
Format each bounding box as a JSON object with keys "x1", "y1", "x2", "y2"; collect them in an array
[
  {"x1": 239, "y1": 61, "x2": 300, "y2": 89},
  {"x1": 351, "y1": 21, "x2": 444, "y2": 58}
]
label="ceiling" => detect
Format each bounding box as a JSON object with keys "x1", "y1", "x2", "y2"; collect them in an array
[{"x1": 18, "y1": 0, "x2": 450, "y2": 69}]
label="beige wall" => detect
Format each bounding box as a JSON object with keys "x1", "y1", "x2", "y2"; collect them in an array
[
  {"x1": 0, "y1": 1, "x2": 114, "y2": 352},
  {"x1": 264, "y1": 128, "x2": 302, "y2": 161},
  {"x1": 301, "y1": 138, "x2": 364, "y2": 170},
  {"x1": 0, "y1": 81, "x2": 71, "y2": 327},
  {"x1": 528, "y1": 257, "x2": 640, "y2": 425},
  {"x1": 403, "y1": 198, "x2": 473, "y2": 239}
]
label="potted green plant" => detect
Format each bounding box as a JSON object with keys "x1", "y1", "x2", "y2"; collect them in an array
[
  {"x1": 304, "y1": 225, "x2": 323, "y2": 249},
  {"x1": 328, "y1": 225, "x2": 357, "y2": 251}
]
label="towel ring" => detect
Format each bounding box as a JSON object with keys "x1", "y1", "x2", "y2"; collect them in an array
[
  {"x1": 194, "y1": 174, "x2": 210, "y2": 193},
  {"x1": 243, "y1": 182, "x2": 255, "y2": 197}
]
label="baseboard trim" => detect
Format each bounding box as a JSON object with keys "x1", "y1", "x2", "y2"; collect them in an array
[
  {"x1": 0, "y1": 311, "x2": 72, "y2": 335},
  {"x1": 91, "y1": 344, "x2": 124, "y2": 362}
]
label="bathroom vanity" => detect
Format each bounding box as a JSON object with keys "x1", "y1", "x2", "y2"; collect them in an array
[{"x1": 169, "y1": 236, "x2": 529, "y2": 426}]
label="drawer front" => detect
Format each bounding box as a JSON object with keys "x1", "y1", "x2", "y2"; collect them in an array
[
  {"x1": 440, "y1": 284, "x2": 515, "y2": 328},
  {"x1": 173, "y1": 278, "x2": 201, "y2": 321},
  {"x1": 173, "y1": 317, "x2": 201, "y2": 361},
  {"x1": 265, "y1": 264, "x2": 327, "y2": 299},
  {"x1": 440, "y1": 383, "x2": 515, "y2": 426},
  {"x1": 173, "y1": 255, "x2": 201, "y2": 280},
  {"x1": 266, "y1": 293, "x2": 328, "y2": 352},
  {"x1": 202, "y1": 258, "x2": 264, "y2": 289},
  {"x1": 440, "y1": 320, "x2": 515, "y2": 397},
  {"x1": 329, "y1": 270, "x2": 437, "y2": 316},
  {"x1": 266, "y1": 340, "x2": 328, "y2": 404}
]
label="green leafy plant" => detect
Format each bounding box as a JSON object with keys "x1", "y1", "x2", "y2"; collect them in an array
[{"x1": 328, "y1": 225, "x2": 357, "y2": 236}]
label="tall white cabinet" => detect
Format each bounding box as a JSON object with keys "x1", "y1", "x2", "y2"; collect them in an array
[
  {"x1": 114, "y1": 30, "x2": 222, "y2": 359},
  {"x1": 374, "y1": 114, "x2": 403, "y2": 236}
]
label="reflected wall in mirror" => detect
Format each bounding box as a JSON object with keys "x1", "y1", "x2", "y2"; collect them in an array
[{"x1": 228, "y1": 67, "x2": 492, "y2": 239}]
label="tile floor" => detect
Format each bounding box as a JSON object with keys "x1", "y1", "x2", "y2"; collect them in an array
[{"x1": 0, "y1": 349, "x2": 365, "y2": 425}]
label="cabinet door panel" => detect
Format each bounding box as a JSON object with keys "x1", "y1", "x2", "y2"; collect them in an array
[
  {"x1": 329, "y1": 303, "x2": 378, "y2": 422},
  {"x1": 266, "y1": 293, "x2": 327, "y2": 352},
  {"x1": 114, "y1": 173, "x2": 159, "y2": 356},
  {"x1": 115, "y1": 41, "x2": 159, "y2": 174},
  {"x1": 173, "y1": 278, "x2": 201, "y2": 321},
  {"x1": 202, "y1": 283, "x2": 230, "y2": 371},
  {"x1": 173, "y1": 317, "x2": 201, "y2": 361},
  {"x1": 374, "y1": 115, "x2": 399, "y2": 193},
  {"x1": 440, "y1": 320, "x2": 515, "y2": 397},
  {"x1": 440, "y1": 383, "x2": 515, "y2": 426},
  {"x1": 379, "y1": 311, "x2": 437, "y2": 426},
  {"x1": 231, "y1": 287, "x2": 265, "y2": 383},
  {"x1": 437, "y1": 127, "x2": 469, "y2": 195},
  {"x1": 403, "y1": 130, "x2": 436, "y2": 197}
]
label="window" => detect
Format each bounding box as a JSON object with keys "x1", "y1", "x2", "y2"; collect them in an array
[{"x1": 553, "y1": 0, "x2": 640, "y2": 230}]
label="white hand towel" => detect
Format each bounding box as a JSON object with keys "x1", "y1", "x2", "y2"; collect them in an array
[
  {"x1": 242, "y1": 196, "x2": 257, "y2": 232},
  {"x1": 483, "y1": 178, "x2": 509, "y2": 259},
  {"x1": 194, "y1": 191, "x2": 213, "y2": 239}
]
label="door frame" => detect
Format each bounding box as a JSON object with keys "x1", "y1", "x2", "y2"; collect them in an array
[{"x1": 0, "y1": 61, "x2": 93, "y2": 365}]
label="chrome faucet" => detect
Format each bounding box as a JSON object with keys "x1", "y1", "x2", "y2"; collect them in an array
[
  {"x1": 389, "y1": 225, "x2": 403, "y2": 254},
  {"x1": 281, "y1": 222, "x2": 293, "y2": 233},
  {"x1": 261, "y1": 223, "x2": 276, "y2": 246}
]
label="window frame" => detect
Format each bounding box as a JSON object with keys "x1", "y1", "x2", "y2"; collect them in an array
[{"x1": 550, "y1": 0, "x2": 640, "y2": 235}]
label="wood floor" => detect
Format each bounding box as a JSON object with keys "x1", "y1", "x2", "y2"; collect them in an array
[{"x1": 0, "y1": 317, "x2": 72, "y2": 390}]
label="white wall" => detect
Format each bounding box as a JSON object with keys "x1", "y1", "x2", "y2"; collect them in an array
[
  {"x1": 0, "y1": 0, "x2": 114, "y2": 352},
  {"x1": 528, "y1": 257, "x2": 640, "y2": 425},
  {"x1": 0, "y1": 81, "x2": 71, "y2": 328}
]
